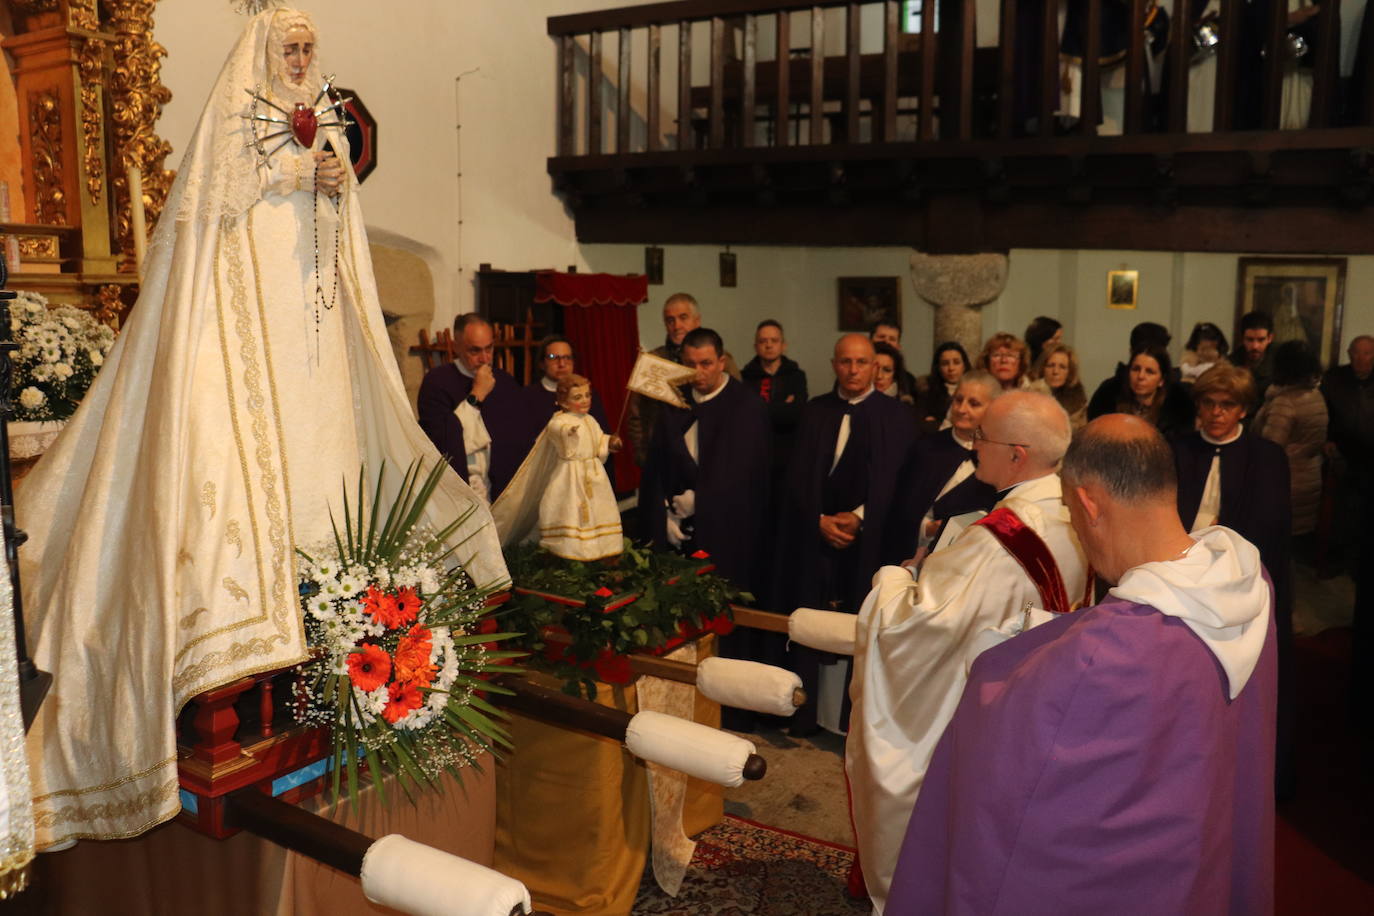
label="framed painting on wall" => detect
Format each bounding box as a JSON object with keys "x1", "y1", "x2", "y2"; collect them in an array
[
  {"x1": 1235, "y1": 257, "x2": 1346, "y2": 368},
  {"x1": 838, "y1": 277, "x2": 900, "y2": 332},
  {"x1": 1107, "y1": 269, "x2": 1138, "y2": 309}
]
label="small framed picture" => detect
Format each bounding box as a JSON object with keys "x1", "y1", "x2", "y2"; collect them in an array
[
  {"x1": 645, "y1": 246, "x2": 664, "y2": 285},
  {"x1": 719, "y1": 251, "x2": 737, "y2": 288},
  {"x1": 1107, "y1": 270, "x2": 1138, "y2": 309},
  {"x1": 838, "y1": 277, "x2": 901, "y2": 332},
  {"x1": 1236, "y1": 257, "x2": 1346, "y2": 368}
]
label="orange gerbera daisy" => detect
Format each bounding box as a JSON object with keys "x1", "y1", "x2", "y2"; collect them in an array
[
  {"x1": 394, "y1": 586, "x2": 422, "y2": 627},
  {"x1": 361, "y1": 585, "x2": 416, "y2": 629},
  {"x1": 394, "y1": 624, "x2": 437, "y2": 688},
  {"x1": 346, "y1": 643, "x2": 391, "y2": 692},
  {"x1": 383, "y1": 680, "x2": 424, "y2": 724}
]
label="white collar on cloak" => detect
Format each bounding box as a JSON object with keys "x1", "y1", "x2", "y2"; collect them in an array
[
  {"x1": 541, "y1": 375, "x2": 558, "y2": 392},
  {"x1": 1200, "y1": 427, "x2": 1244, "y2": 446},
  {"x1": 999, "y1": 472, "x2": 1062, "y2": 506},
  {"x1": 1109, "y1": 526, "x2": 1270, "y2": 699},
  {"x1": 454, "y1": 360, "x2": 475, "y2": 380},
  {"x1": 843, "y1": 386, "x2": 876, "y2": 406},
  {"x1": 691, "y1": 376, "x2": 730, "y2": 404}
]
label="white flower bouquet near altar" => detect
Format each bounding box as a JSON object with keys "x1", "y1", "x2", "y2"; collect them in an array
[
  {"x1": 293, "y1": 462, "x2": 523, "y2": 803},
  {"x1": 7, "y1": 290, "x2": 115, "y2": 422}
]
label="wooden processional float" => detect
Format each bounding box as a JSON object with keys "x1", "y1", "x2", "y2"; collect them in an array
[{"x1": 175, "y1": 588, "x2": 800, "y2": 916}]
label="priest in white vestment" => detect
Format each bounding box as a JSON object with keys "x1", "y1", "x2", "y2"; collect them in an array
[
  {"x1": 847, "y1": 391, "x2": 1090, "y2": 913},
  {"x1": 15, "y1": 7, "x2": 505, "y2": 849}
]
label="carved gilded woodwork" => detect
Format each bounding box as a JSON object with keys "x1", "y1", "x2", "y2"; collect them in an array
[
  {"x1": 105, "y1": 0, "x2": 174, "y2": 270},
  {"x1": 76, "y1": 36, "x2": 106, "y2": 207},
  {"x1": 16, "y1": 236, "x2": 60, "y2": 260},
  {"x1": 28, "y1": 90, "x2": 66, "y2": 226},
  {"x1": 67, "y1": 0, "x2": 99, "y2": 31}
]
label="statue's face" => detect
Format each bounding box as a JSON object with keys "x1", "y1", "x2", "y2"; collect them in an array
[
  {"x1": 560, "y1": 385, "x2": 592, "y2": 414},
  {"x1": 281, "y1": 26, "x2": 315, "y2": 86}
]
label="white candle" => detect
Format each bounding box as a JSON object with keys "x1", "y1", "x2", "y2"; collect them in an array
[{"x1": 127, "y1": 165, "x2": 146, "y2": 278}]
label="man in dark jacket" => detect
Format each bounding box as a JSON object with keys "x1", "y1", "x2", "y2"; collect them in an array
[
  {"x1": 774, "y1": 333, "x2": 918, "y2": 735},
  {"x1": 741, "y1": 320, "x2": 808, "y2": 477}
]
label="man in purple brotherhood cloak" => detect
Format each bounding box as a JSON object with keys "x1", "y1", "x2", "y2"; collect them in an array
[
  {"x1": 886, "y1": 414, "x2": 1276, "y2": 915},
  {"x1": 417, "y1": 313, "x2": 542, "y2": 501}
]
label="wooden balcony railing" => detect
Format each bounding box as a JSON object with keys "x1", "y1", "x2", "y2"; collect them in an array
[{"x1": 549, "y1": 0, "x2": 1368, "y2": 158}]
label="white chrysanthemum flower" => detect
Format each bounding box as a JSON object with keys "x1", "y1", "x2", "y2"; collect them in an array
[
  {"x1": 52, "y1": 362, "x2": 73, "y2": 380},
  {"x1": 18, "y1": 387, "x2": 46, "y2": 410},
  {"x1": 89, "y1": 349, "x2": 104, "y2": 366},
  {"x1": 41, "y1": 348, "x2": 60, "y2": 364},
  {"x1": 337, "y1": 573, "x2": 363, "y2": 598}
]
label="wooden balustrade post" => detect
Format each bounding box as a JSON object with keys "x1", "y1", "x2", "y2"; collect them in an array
[
  {"x1": 776, "y1": 11, "x2": 791, "y2": 145},
  {"x1": 588, "y1": 31, "x2": 603, "y2": 155},
  {"x1": 846, "y1": 2, "x2": 861, "y2": 143},
  {"x1": 1039, "y1": 0, "x2": 1060, "y2": 136},
  {"x1": 1261, "y1": 0, "x2": 1288, "y2": 129},
  {"x1": 617, "y1": 27, "x2": 631, "y2": 153},
  {"x1": 1165, "y1": 0, "x2": 1189, "y2": 132},
  {"x1": 742, "y1": 15, "x2": 757, "y2": 147},
  {"x1": 997, "y1": 0, "x2": 1018, "y2": 139},
  {"x1": 881, "y1": 0, "x2": 899, "y2": 142},
  {"x1": 559, "y1": 35, "x2": 575, "y2": 155},
  {"x1": 919, "y1": 0, "x2": 938, "y2": 139},
  {"x1": 1309, "y1": 1, "x2": 1341, "y2": 128},
  {"x1": 679, "y1": 20, "x2": 693, "y2": 150},
  {"x1": 1213, "y1": 0, "x2": 1241, "y2": 130},
  {"x1": 710, "y1": 16, "x2": 726, "y2": 147},
  {"x1": 938, "y1": 0, "x2": 977, "y2": 141},
  {"x1": 810, "y1": 6, "x2": 825, "y2": 145},
  {"x1": 648, "y1": 24, "x2": 661, "y2": 151},
  {"x1": 259, "y1": 677, "x2": 275, "y2": 739},
  {"x1": 1124, "y1": 0, "x2": 1148, "y2": 133},
  {"x1": 1078, "y1": 0, "x2": 1102, "y2": 135},
  {"x1": 190, "y1": 678, "x2": 256, "y2": 767}
]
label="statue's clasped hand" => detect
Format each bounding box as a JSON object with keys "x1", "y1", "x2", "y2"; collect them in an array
[{"x1": 314, "y1": 151, "x2": 344, "y2": 198}]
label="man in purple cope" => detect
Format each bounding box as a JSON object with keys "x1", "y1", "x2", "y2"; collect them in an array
[{"x1": 886, "y1": 413, "x2": 1277, "y2": 915}]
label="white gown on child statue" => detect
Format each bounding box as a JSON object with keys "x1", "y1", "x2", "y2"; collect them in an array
[
  {"x1": 492, "y1": 408, "x2": 623, "y2": 561},
  {"x1": 15, "y1": 8, "x2": 505, "y2": 848}
]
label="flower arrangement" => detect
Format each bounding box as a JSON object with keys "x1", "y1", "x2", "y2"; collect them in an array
[
  {"x1": 7, "y1": 290, "x2": 116, "y2": 422},
  {"x1": 294, "y1": 462, "x2": 522, "y2": 803},
  {"x1": 503, "y1": 541, "x2": 749, "y2": 699}
]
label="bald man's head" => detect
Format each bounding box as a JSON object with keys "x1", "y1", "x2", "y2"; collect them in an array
[
  {"x1": 833, "y1": 334, "x2": 877, "y2": 398},
  {"x1": 988, "y1": 391, "x2": 1072, "y2": 472},
  {"x1": 1062, "y1": 414, "x2": 1178, "y2": 505}
]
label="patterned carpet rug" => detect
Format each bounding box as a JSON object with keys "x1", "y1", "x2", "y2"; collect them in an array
[{"x1": 632, "y1": 815, "x2": 871, "y2": 915}]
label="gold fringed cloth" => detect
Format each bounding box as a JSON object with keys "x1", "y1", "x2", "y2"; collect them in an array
[
  {"x1": 0, "y1": 549, "x2": 34, "y2": 899},
  {"x1": 495, "y1": 638, "x2": 724, "y2": 915},
  {"x1": 9, "y1": 763, "x2": 494, "y2": 915}
]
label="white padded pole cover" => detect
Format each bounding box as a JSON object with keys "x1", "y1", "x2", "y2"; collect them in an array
[
  {"x1": 695, "y1": 656, "x2": 801, "y2": 717},
  {"x1": 789, "y1": 607, "x2": 858, "y2": 655},
  {"x1": 361, "y1": 834, "x2": 531, "y2": 916},
  {"x1": 624, "y1": 710, "x2": 757, "y2": 787}
]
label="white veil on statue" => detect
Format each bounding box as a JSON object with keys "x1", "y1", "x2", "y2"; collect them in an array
[{"x1": 16, "y1": 6, "x2": 506, "y2": 848}]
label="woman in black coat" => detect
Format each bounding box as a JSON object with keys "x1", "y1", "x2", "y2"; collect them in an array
[
  {"x1": 896, "y1": 370, "x2": 1001, "y2": 562},
  {"x1": 1172, "y1": 362, "x2": 1294, "y2": 798}
]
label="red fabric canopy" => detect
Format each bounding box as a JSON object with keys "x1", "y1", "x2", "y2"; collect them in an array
[
  {"x1": 534, "y1": 271, "x2": 648, "y2": 308},
  {"x1": 538, "y1": 271, "x2": 646, "y2": 490}
]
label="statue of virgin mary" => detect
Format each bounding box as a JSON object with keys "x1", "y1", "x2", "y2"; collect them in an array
[{"x1": 15, "y1": 5, "x2": 506, "y2": 848}]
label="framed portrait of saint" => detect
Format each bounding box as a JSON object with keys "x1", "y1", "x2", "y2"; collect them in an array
[
  {"x1": 838, "y1": 277, "x2": 900, "y2": 332},
  {"x1": 1235, "y1": 257, "x2": 1346, "y2": 368},
  {"x1": 1107, "y1": 269, "x2": 1138, "y2": 309}
]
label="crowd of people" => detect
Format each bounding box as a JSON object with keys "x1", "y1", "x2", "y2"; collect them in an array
[{"x1": 415, "y1": 293, "x2": 1373, "y2": 912}]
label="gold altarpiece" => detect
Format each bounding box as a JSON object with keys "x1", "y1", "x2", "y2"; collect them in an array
[{"x1": 1, "y1": 0, "x2": 173, "y2": 327}]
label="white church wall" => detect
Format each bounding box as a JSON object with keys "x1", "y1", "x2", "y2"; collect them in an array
[
  {"x1": 152, "y1": 3, "x2": 1374, "y2": 392},
  {"x1": 583, "y1": 243, "x2": 1374, "y2": 394}
]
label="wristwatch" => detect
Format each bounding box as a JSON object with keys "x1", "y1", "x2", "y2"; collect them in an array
[{"x1": 465, "y1": 393, "x2": 483, "y2": 409}]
